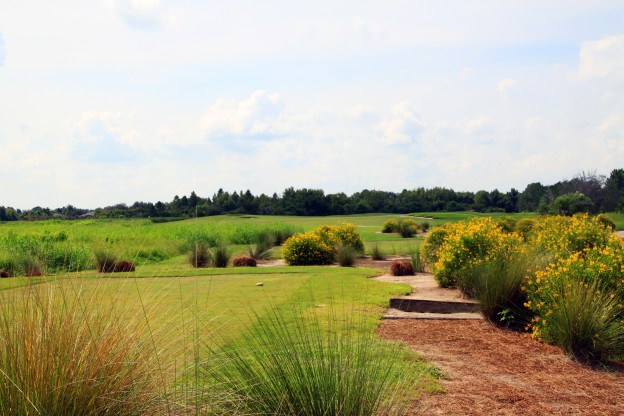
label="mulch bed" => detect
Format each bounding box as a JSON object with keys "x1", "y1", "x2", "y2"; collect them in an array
[{"x1": 377, "y1": 319, "x2": 624, "y2": 415}]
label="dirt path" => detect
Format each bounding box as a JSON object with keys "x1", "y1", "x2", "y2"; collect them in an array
[{"x1": 377, "y1": 319, "x2": 624, "y2": 415}]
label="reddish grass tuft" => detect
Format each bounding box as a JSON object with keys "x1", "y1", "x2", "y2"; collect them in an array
[
  {"x1": 232, "y1": 255, "x2": 257, "y2": 267},
  {"x1": 113, "y1": 260, "x2": 136, "y2": 273},
  {"x1": 0, "y1": 270, "x2": 11, "y2": 278},
  {"x1": 390, "y1": 260, "x2": 414, "y2": 276}
]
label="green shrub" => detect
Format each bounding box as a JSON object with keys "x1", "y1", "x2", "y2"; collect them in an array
[
  {"x1": 515, "y1": 218, "x2": 535, "y2": 241},
  {"x1": 398, "y1": 219, "x2": 418, "y2": 238},
  {"x1": 419, "y1": 222, "x2": 430, "y2": 233},
  {"x1": 596, "y1": 214, "x2": 616, "y2": 231},
  {"x1": 497, "y1": 216, "x2": 517, "y2": 233},
  {"x1": 422, "y1": 226, "x2": 449, "y2": 268},
  {"x1": 333, "y1": 222, "x2": 365, "y2": 253},
  {"x1": 381, "y1": 219, "x2": 399, "y2": 233}
]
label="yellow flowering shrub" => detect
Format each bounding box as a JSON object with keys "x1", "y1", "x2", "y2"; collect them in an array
[
  {"x1": 428, "y1": 218, "x2": 522, "y2": 287},
  {"x1": 282, "y1": 232, "x2": 335, "y2": 265},
  {"x1": 283, "y1": 222, "x2": 364, "y2": 265},
  {"x1": 526, "y1": 214, "x2": 613, "y2": 257},
  {"x1": 523, "y1": 216, "x2": 624, "y2": 360}
]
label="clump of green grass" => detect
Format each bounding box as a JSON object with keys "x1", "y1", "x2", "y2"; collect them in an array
[
  {"x1": 408, "y1": 246, "x2": 424, "y2": 273},
  {"x1": 371, "y1": 244, "x2": 385, "y2": 260},
  {"x1": 457, "y1": 252, "x2": 534, "y2": 328},
  {"x1": 541, "y1": 280, "x2": 624, "y2": 362},
  {"x1": 189, "y1": 243, "x2": 212, "y2": 268},
  {"x1": 203, "y1": 307, "x2": 419, "y2": 416},
  {"x1": 94, "y1": 249, "x2": 120, "y2": 273},
  {"x1": 0, "y1": 285, "x2": 162, "y2": 415},
  {"x1": 212, "y1": 244, "x2": 231, "y2": 268},
  {"x1": 248, "y1": 230, "x2": 275, "y2": 260},
  {"x1": 336, "y1": 245, "x2": 358, "y2": 267}
]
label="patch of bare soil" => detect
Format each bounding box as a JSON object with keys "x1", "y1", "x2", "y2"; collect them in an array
[{"x1": 377, "y1": 320, "x2": 624, "y2": 415}]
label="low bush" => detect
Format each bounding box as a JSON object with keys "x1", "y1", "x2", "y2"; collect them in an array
[
  {"x1": 398, "y1": 219, "x2": 418, "y2": 238},
  {"x1": 428, "y1": 218, "x2": 522, "y2": 287},
  {"x1": 232, "y1": 255, "x2": 257, "y2": 267},
  {"x1": 381, "y1": 219, "x2": 399, "y2": 233},
  {"x1": 422, "y1": 226, "x2": 449, "y2": 267},
  {"x1": 419, "y1": 222, "x2": 430, "y2": 233},
  {"x1": 596, "y1": 214, "x2": 616, "y2": 231},
  {"x1": 282, "y1": 232, "x2": 335, "y2": 266},
  {"x1": 390, "y1": 260, "x2": 414, "y2": 276},
  {"x1": 282, "y1": 223, "x2": 364, "y2": 266},
  {"x1": 515, "y1": 218, "x2": 535, "y2": 241},
  {"x1": 0, "y1": 270, "x2": 11, "y2": 278}
]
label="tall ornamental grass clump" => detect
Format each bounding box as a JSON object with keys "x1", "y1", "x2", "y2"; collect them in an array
[
  {"x1": 0, "y1": 285, "x2": 163, "y2": 415},
  {"x1": 458, "y1": 251, "x2": 537, "y2": 328},
  {"x1": 283, "y1": 223, "x2": 364, "y2": 266},
  {"x1": 203, "y1": 308, "x2": 417, "y2": 416}
]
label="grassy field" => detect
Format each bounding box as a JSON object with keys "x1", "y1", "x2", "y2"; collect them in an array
[{"x1": 0, "y1": 266, "x2": 441, "y2": 414}]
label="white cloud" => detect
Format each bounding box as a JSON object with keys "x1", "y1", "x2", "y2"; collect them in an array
[
  {"x1": 102, "y1": 0, "x2": 179, "y2": 30},
  {"x1": 378, "y1": 102, "x2": 425, "y2": 145},
  {"x1": 0, "y1": 32, "x2": 5, "y2": 67},
  {"x1": 578, "y1": 34, "x2": 624, "y2": 80},
  {"x1": 70, "y1": 111, "x2": 143, "y2": 163},
  {"x1": 496, "y1": 78, "x2": 516, "y2": 99},
  {"x1": 201, "y1": 90, "x2": 286, "y2": 141}
]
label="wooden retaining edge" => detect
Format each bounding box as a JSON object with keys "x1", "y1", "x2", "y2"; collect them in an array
[{"x1": 389, "y1": 298, "x2": 479, "y2": 314}]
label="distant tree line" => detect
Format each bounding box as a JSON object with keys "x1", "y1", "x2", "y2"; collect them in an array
[{"x1": 1, "y1": 169, "x2": 623, "y2": 221}]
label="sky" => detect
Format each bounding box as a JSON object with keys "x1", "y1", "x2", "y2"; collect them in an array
[{"x1": 1, "y1": 1, "x2": 624, "y2": 209}]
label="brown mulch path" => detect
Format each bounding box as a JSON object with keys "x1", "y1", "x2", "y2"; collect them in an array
[{"x1": 377, "y1": 320, "x2": 624, "y2": 416}]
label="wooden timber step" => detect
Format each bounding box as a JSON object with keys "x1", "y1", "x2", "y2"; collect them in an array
[{"x1": 389, "y1": 298, "x2": 479, "y2": 314}]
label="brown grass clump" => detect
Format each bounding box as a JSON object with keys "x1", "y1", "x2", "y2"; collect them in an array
[
  {"x1": 0, "y1": 285, "x2": 163, "y2": 415},
  {"x1": 390, "y1": 260, "x2": 414, "y2": 276},
  {"x1": 113, "y1": 260, "x2": 136, "y2": 272},
  {"x1": 232, "y1": 255, "x2": 257, "y2": 267},
  {"x1": 0, "y1": 270, "x2": 11, "y2": 278}
]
